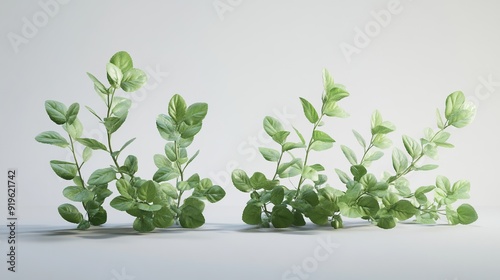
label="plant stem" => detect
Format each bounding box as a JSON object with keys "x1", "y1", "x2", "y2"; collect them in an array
[
  {"x1": 295, "y1": 114, "x2": 324, "y2": 197},
  {"x1": 360, "y1": 135, "x2": 375, "y2": 165},
  {"x1": 67, "y1": 134, "x2": 89, "y2": 216},
  {"x1": 104, "y1": 87, "x2": 125, "y2": 179}
]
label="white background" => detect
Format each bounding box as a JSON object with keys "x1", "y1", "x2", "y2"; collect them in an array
[{"x1": 1, "y1": 1, "x2": 499, "y2": 279}]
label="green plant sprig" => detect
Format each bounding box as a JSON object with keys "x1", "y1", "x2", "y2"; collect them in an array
[
  {"x1": 37, "y1": 51, "x2": 226, "y2": 232},
  {"x1": 232, "y1": 69, "x2": 350, "y2": 228},
  {"x1": 232, "y1": 70, "x2": 478, "y2": 229}
]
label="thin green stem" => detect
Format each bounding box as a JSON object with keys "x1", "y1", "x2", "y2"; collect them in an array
[
  {"x1": 68, "y1": 134, "x2": 89, "y2": 218},
  {"x1": 104, "y1": 87, "x2": 125, "y2": 179},
  {"x1": 294, "y1": 114, "x2": 325, "y2": 198},
  {"x1": 359, "y1": 134, "x2": 375, "y2": 165}
]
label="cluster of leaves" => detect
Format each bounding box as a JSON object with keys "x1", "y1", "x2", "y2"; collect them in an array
[
  {"x1": 36, "y1": 51, "x2": 225, "y2": 232},
  {"x1": 110, "y1": 94, "x2": 226, "y2": 231},
  {"x1": 232, "y1": 70, "x2": 478, "y2": 229}
]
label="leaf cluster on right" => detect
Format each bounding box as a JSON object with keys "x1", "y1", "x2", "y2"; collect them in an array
[{"x1": 232, "y1": 70, "x2": 478, "y2": 229}]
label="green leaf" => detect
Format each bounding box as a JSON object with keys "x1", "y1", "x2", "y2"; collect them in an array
[
  {"x1": 63, "y1": 118, "x2": 83, "y2": 139},
  {"x1": 271, "y1": 205, "x2": 294, "y2": 228},
  {"x1": 350, "y1": 165, "x2": 367, "y2": 181},
  {"x1": 377, "y1": 216, "x2": 396, "y2": 229},
  {"x1": 392, "y1": 148, "x2": 409, "y2": 174},
  {"x1": 58, "y1": 203, "x2": 83, "y2": 224},
  {"x1": 168, "y1": 94, "x2": 187, "y2": 123},
  {"x1": 322, "y1": 100, "x2": 349, "y2": 118},
  {"x1": 293, "y1": 127, "x2": 306, "y2": 144},
  {"x1": 153, "y1": 207, "x2": 175, "y2": 228},
  {"x1": 110, "y1": 51, "x2": 133, "y2": 73},
  {"x1": 416, "y1": 164, "x2": 439, "y2": 171},
  {"x1": 89, "y1": 207, "x2": 107, "y2": 226},
  {"x1": 249, "y1": 172, "x2": 277, "y2": 190},
  {"x1": 415, "y1": 185, "x2": 435, "y2": 195},
  {"x1": 270, "y1": 186, "x2": 285, "y2": 205},
  {"x1": 65, "y1": 103, "x2": 80, "y2": 125},
  {"x1": 153, "y1": 154, "x2": 171, "y2": 168},
  {"x1": 111, "y1": 97, "x2": 131, "y2": 117},
  {"x1": 335, "y1": 169, "x2": 351, "y2": 184},
  {"x1": 341, "y1": 145, "x2": 357, "y2": 165},
  {"x1": 371, "y1": 111, "x2": 395, "y2": 135},
  {"x1": 106, "y1": 62, "x2": 123, "y2": 86},
  {"x1": 156, "y1": 114, "x2": 180, "y2": 141},
  {"x1": 82, "y1": 147, "x2": 92, "y2": 162},
  {"x1": 278, "y1": 159, "x2": 303, "y2": 178},
  {"x1": 110, "y1": 196, "x2": 136, "y2": 211},
  {"x1": 423, "y1": 143, "x2": 438, "y2": 160},
  {"x1": 77, "y1": 220, "x2": 91, "y2": 230},
  {"x1": 76, "y1": 138, "x2": 108, "y2": 151},
  {"x1": 104, "y1": 115, "x2": 127, "y2": 134},
  {"x1": 138, "y1": 181, "x2": 158, "y2": 203},
  {"x1": 164, "y1": 142, "x2": 177, "y2": 162},
  {"x1": 184, "y1": 103, "x2": 208, "y2": 125},
  {"x1": 259, "y1": 147, "x2": 281, "y2": 162},
  {"x1": 242, "y1": 204, "x2": 262, "y2": 225},
  {"x1": 302, "y1": 166, "x2": 319, "y2": 181},
  {"x1": 358, "y1": 196, "x2": 380, "y2": 216},
  {"x1": 364, "y1": 151, "x2": 384, "y2": 162},
  {"x1": 402, "y1": 135, "x2": 422, "y2": 159},
  {"x1": 231, "y1": 169, "x2": 253, "y2": 192},
  {"x1": 457, "y1": 204, "x2": 478, "y2": 225},
  {"x1": 116, "y1": 179, "x2": 134, "y2": 199},
  {"x1": 445, "y1": 91, "x2": 465, "y2": 119},
  {"x1": 87, "y1": 168, "x2": 116, "y2": 185},
  {"x1": 452, "y1": 180, "x2": 471, "y2": 199},
  {"x1": 373, "y1": 134, "x2": 392, "y2": 149},
  {"x1": 391, "y1": 200, "x2": 417, "y2": 221},
  {"x1": 86, "y1": 73, "x2": 108, "y2": 95},
  {"x1": 293, "y1": 211, "x2": 306, "y2": 226},
  {"x1": 123, "y1": 155, "x2": 138, "y2": 175},
  {"x1": 313, "y1": 130, "x2": 335, "y2": 143},
  {"x1": 283, "y1": 142, "x2": 307, "y2": 151},
  {"x1": 179, "y1": 122, "x2": 202, "y2": 139},
  {"x1": 179, "y1": 205, "x2": 205, "y2": 228},
  {"x1": 302, "y1": 190, "x2": 319, "y2": 207},
  {"x1": 120, "y1": 68, "x2": 147, "y2": 92},
  {"x1": 45, "y1": 100, "x2": 67, "y2": 125},
  {"x1": 326, "y1": 86, "x2": 350, "y2": 102},
  {"x1": 436, "y1": 108, "x2": 445, "y2": 129},
  {"x1": 205, "y1": 185, "x2": 226, "y2": 203},
  {"x1": 50, "y1": 160, "x2": 77, "y2": 180},
  {"x1": 35, "y1": 131, "x2": 69, "y2": 148},
  {"x1": 272, "y1": 131, "x2": 290, "y2": 145},
  {"x1": 436, "y1": 175, "x2": 451, "y2": 192},
  {"x1": 352, "y1": 130, "x2": 366, "y2": 149},
  {"x1": 133, "y1": 216, "x2": 155, "y2": 233},
  {"x1": 153, "y1": 166, "x2": 180, "y2": 182},
  {"x1": 63, "y1": 186, "x2": 94, "y2": 202},
  {"x1": 159, "y1": 182, "x2": 178, "y2": 199},
  {"x1": 323, "y1": 69, "x2": 335, "y2": 92},
  {"x1": 299, "y1": 97, "x2": 319, "y2": 124},
  {"x1": 263, "y1": 116, "x2": 284, "y2": 137}
]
